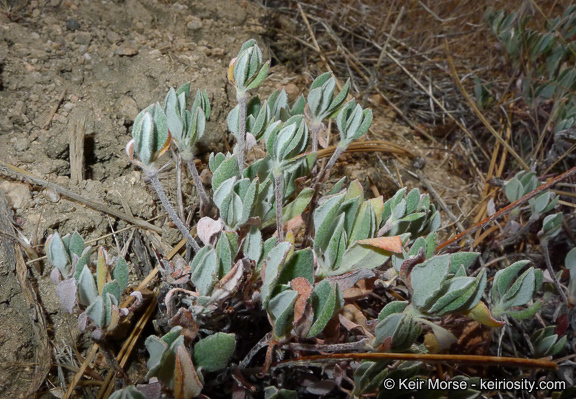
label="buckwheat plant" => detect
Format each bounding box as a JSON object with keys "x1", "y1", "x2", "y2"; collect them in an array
[{"x1": 44, "y1": 39, "x2": 558, "y2": 398}]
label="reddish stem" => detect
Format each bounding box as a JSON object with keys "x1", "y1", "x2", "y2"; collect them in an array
[{"x1": 436, "y1": 166, "x2": 576, "y2": 252}]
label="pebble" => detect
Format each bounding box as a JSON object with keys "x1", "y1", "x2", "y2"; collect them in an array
[
  {"x1": 284, "y1": 83, "x2": 299, "y2": 96},
  {"x1": 186, "y1": 19, "x2": 203, "y2": 31},
  {"x1": 148, "y1": 49, "x2": 162, "y2": 58},
  {"x1": 0, "y1": 181, "x2": 32, "y2": 210},
  {"x1": 74, "y1": 32, "x2": 92, "y2": 45},
  {"x1": 14, "y1": 137, "x2": 30, "y2": 152},
  {"x1": 107, "y1": 31, "x2": 121, "y2": 44},
  {"x1": 117, "y1": 96, "x2": 139, "y2": 122},
  {"x1": 43, "y1": 188, "x2": 61, "y2": 203},
  {"x1": 66, "y1": 19, "x2": 81, "y2": 31},
  {"x1": 211, "y1": 48, "x2": 225, "y2": 57},
  {"x1": 14, "y1": 101, "x2": 27, "y2": 115},
  {"x1": 116, "y1": 46, "x2": 139, "y2": 56},
  {"x1": 63, "y1": 102, "x2": 75, "y2": 112}
]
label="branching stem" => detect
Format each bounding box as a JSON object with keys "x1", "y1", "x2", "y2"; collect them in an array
[
  {"x1": 274, "y1": 171, "x2": 284, "y2": 242},
  {"x1": 174, "y1": 151, "x2": 184, "y2": 221},
  {"x1": 237, "y1": 92, "x2": 248, "y2": 175},
  {"x1": 302, "y1": 144, "x2": 348, "y2": 247},
  {"x1": 186, "y1": 159, "x2": 212, "y2": 215},
  {"x1": 148, "y1": 171, "x2": 200, "y2": 253},
  {"x1": 310, "y1": 121, "x2": 324, "y2": 153}
]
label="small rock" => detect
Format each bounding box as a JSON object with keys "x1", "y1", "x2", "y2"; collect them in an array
[
  {"x1": 66, "y1": 19, "x2": 81, "y2": 31},
  {"x1": 14, "y1": 101, "x2": 27, "y2": 115},
  {"x1": 106, "y1": 31, "x2": 121, "y2": 44},
  {"x1": 116, "y1": 46, "x2": 139, "y2": 56},
  {"x1": 186, "y1": 18, "x2": 203, "y2": 31},
  {"x1": 118, "y1": 96, "x2": 139, "y2": 122},
  {"x1": 0, "y1": 181, "x2": 32, "y2": 210},
  {"x1": 284, "y1": 83, "x2": 299, "y2": 97},
  {"x1": 63, "y1": 102, "x2": 75, "y2": 112},
  {"x1": 43, "y1": 188, "x2": 60, "y2": 203},
  {"x1": 148, "y1": 49, "x2": 162, "y2": 58},
  {"x1": 15, "y1": 45, "x2": 31, "y2": 57},
  {"x1": 74, "y1": 32, "x2": 92, "y2": 45},
  {"x1": 14, "y1": 137, "x2": 29, "y2": 152},
  {"x1": 211, "y1": 47, "x2": 225, "y2": 57},
  {"x1": 219, "y1": 4, "x2": 247, "y2": 25}
]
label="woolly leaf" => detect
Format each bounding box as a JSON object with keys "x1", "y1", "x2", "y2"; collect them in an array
[
  {"x1": 244, "y1": 226, "x2": 263, "y2": 263},
  {"x1": 145, "y1": 335, "x2": 168, "y2": 375},
  {"x1": 506, "y1": 300, "x2": 542, "y2": 319},
  {"x1": 261, "y1": 242, "x2": 292, "y2": 306},
  {"x1": 492, "y1": 260, "x2": 531, "y2": 300},
  {"x1": 78, "y1": 265, "x2": 98, "y2": 307},
  {"x1": 278, "y1": 248, "x2": 315, "y2": 285},
  {"x1": 193, "y1": 333, "x2": 236, "y2": 372},
  {"x1": 502, "y1": 267, "x2": 536, "y2": 308},
  {"x1": 411, "y1": 255, "x2": 450, "y2": 310},
  {"x1": 336, "y1": 242, "x2": 393, "y2": 275},
  {"x1": 212, "y1": 155, "x2": 240, "y2": 191},
  {"x1": 46, "y1": 232, "x2": 71, "y2": 277},
  {"x1": 56, "y1": 278, "x2": 77, "y2": 314},
  {"x1": 307, "y1": 281, "x2": 343, "y2": 338},
  {"x1": 108, "y1": 386, "x2": 146, "y2": 399},
  {"x1": 113, "y1": 257, "x2": 129, "y2": 293},
  {"x1": 268, "y1": 289, "x2": 298, "y2": 337},
  {"x1": 86, "y1": 296, "x2": 104, "y2": 328},
  {"x1": 282, "y1": 188, "x2": 314, "y2": 223},
  {"x1": 378, "y1": 301, "x2": 409, "y2": 322},
  {"x1": 68, "y1": 231, "x2": 85, "y2": 258},
  {"x1": 190, "y1": 247, "x2": 218, "y2": 296}
]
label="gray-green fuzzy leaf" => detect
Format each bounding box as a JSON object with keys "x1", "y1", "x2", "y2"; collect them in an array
[
  {"x1": 193, "y1": 333, "x2": 236, "y2": 372},
  {"x1": 307, "y1": 281, "x2": 343, "y2": 338},
  {"x1": 411, "y1": 255, "x2": 450, "y2": 310},
  {"x1": 78, "y1": 265, "x2": 98, "y2": 307},
  {"x1": 261, "y1": 242, "x2": 292, "y2": 306},
  {"x1": 212, "y1": 155, "x2": 240, "y2": 191},
  {"x1": 268, "y1": 289, "x2": 298, "y2": 337}
]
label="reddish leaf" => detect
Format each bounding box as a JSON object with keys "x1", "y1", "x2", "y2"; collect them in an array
[
  {"x1": 357, "y1": 236, "x2": 403, "y2": 253},
  {"x1": 555, "y1": 313, "x2": 569, "y2": 336},
  {"x1": 169, "y1": 308, "x2": 199, "y2": 344},
  {"x1": 174, "y1": 345, "x2": 203, "y2": 399},
  {"x1": 290, "y1": 277, "x2": 313, "y2": 324}
]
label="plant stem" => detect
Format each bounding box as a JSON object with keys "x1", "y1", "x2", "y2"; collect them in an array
[
  {"x1": 237, "y1": 92, "x2": 248, "y2": 175},
  {"x1": 320, "y1": 144, "x2": 346, "y2": 184},
  {"x1": 541, "y1": 239, "x2": 569, "y2": 304},
  {"x1": 274, "y1": 171, "x2": 284, "y2": 242},
  {"x1": 186, "y1": 159, "x2": 212, "y2": 215},
  {"x1": 302, "y1": 144, "x2": 348, "y2": 247},
  {"x1": 148, "y1": 171, "x2": 200, "y2": 253},
  {"x1": 174, "y1": 151, "x2": 185, "y2": 221},
  {"x1": 310, "y1": 121, "x2": 324, "y2": 153}
]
